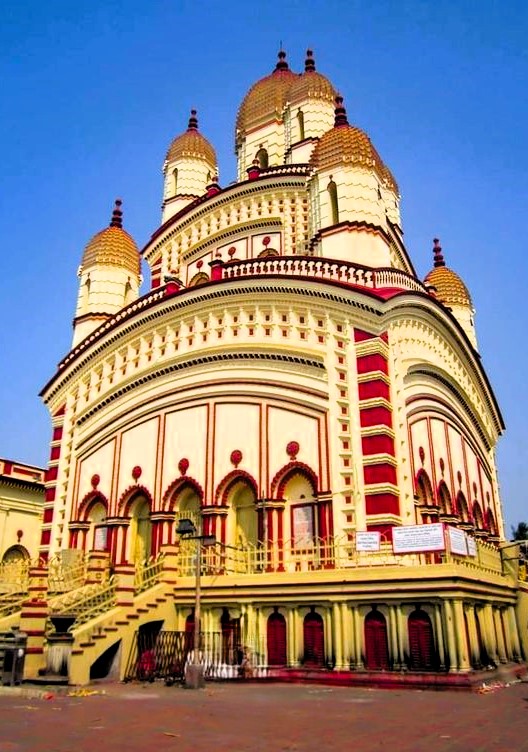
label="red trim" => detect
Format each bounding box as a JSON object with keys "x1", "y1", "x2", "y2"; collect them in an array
[
  {"x1": 363, "y1": 463, "x2": 397, "y2": 485},
  {"x1": 358, "y1": 380, "x2": 390, "y2": 401},
  {"x1": 215, "y1": 469, "x2": 259, "y2": 504},
  {"x1": 365, "y1": 493, "x2": 400, "y2": 515},
  {"x1": 271, "y1": 461, "x2": 319, "y2": 498},
  {"x1": 361, "y1": 435, "x2": 395, "y2": 456},
  {"x1": 162, "y1": 475, "x2": 204, "y2": 511},
  {"x1": 356, "y1": 354, "x2": 388, "y2": 375},
  {"x1": 117, "y1": 484, "x2": 153, "y2": 516},
  {"x1": 359, "y1": 406, "x2": 392, "y2": 428},
  {"x1": 77, "y1": 490, "x2": 109, "y2": 521}
]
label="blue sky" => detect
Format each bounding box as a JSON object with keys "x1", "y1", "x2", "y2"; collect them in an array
[{"x1": 0, "y1": 0, "x2": 526, "y2": 532}]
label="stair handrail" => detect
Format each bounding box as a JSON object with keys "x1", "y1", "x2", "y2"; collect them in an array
[{"x1": 135, "y1": 553, "x2": 165, "y2": 594}]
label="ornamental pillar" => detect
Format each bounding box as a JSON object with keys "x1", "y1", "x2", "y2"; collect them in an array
[
  {"x1": 433, "y1": 603, "x2": 446, "y2": 670},
  {"x1": 443, "y1": 600, "x2": 458, "y2": 672},
  {"x1": 388, "y1": 605, "x2": 400, "y2": 669},
  {"x1": 507, "y1": 606, "x2": 522, "y2": 661},
  {"x1": 452, "y1": 599, "x2": 471, "y2": 671},
  {"x1": 481, "y1": 603, "x2": 498, "y2": 664},
  {"x1": 20, "y1": 565, "x2": 48, "y2": 680},
  {"x1": 493, "y1": 607, "x2": 508, "y2": 663},
  {"x1": 332, "y1": 602, "x2": 344, "y2": 669},
  {"x1": 341, "y1": 603, "x2": 353, "y2": 669},
  {"x1": 500, "y1": 608, "x2": 514, "y2": 661},
  {"x1": 85, "y1": 550, "x2": 110, "y2": 584},
  {"x1": 464, "y1": 603, "x2": 480, "y2": 668},
  {"x1": 351, "y1": 605, "x2": 363, "y2": 669}
]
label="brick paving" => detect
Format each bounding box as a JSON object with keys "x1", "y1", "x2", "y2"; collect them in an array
[{"x1": 1, "y1": 681, "x2": 528, "y2": 751}]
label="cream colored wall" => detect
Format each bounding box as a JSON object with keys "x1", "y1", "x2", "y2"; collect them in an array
[
  {"x1": 449, "y1": 303, "x2": 478, "y2": 350},
  {"x1": 237, "y1": 122, "x2": 285, "y2": 179},
  {"x1": 318, "y1": 227, "x2": 392, "y2": 268},
  {"x1": 162, "y1": 158, "x2": 216, "y2": 223},
  {"x1": 213, "y1": 403, "x2": 260, "y2": 491},
  {"x1": 162, "y1": 406, "x2": 208, "y2": 495},
  {"x1": 0, "y1": 482, "x2": 43, "y2": 560}
]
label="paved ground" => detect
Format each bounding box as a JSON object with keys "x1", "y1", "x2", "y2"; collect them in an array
[{"x1": 0, "y1": 680, "x2": 528, "y2": 751}]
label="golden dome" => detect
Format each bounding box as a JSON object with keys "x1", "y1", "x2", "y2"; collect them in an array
[
  {"x1": 166, "y1": 110, "x2": 217, "y2": 166},
  {"x1": 236, "y1": 51, "x2": 297, "y2": 136},
  {"x1": 81, "y1": 200, "x2": 141, "y2": 277},
  {"x1": 288, "y1": 50, "x2": 337, "y2": 106},
  {"x1": 424, "y1": 239, "x2": 472, "y2": 307},
  {"x1": 310, "y1": 97, "x2": 399, "y2": 193}
]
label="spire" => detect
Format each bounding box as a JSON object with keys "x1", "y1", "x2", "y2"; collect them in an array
[
  {"x1": 275, "y1": 49, "x2": 289, "y2": 72},
  {"x1": 334, "y1": 95, "x2": 349, "y2": 127},
  {"x1": 187, "y1": 109, "x2": 198, "y2": 131},
  {"x1": 109, "y1": 199, "x2": 123, "y2": 228},
  {"x1": 433, "y1": 238, "x2": 445, "y2": 267},
  {"x1": 305, "y1": 48, "x2": 316, "y2": 72}
]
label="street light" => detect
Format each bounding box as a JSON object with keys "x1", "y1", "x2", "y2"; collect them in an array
[{"x1": 175, "y1": 517, "x2": 216, "y2": 689}]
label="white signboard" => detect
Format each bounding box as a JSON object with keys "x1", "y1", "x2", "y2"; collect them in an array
[
  {"x1": 447, "y1": 526, "x2": 468, "y2": 556},
  {"x1": 467, "y1": 536, "x2": 477, "y2": 557},
  {"x1": 392, "y1": 523, "x2": 445, "y2": 554},
  {"x1": 93, "y1": 526, "x2": 108, "y2": 551},
  {"x1": 356, "y1": 531, "x2": 381, "y2": 552}
]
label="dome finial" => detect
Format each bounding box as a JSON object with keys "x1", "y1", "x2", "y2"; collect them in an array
[
  {"x1": 305, "y1": 49, "x2": 316, "y2": 72},
  {"x1": 433, "y1": 238, "x2": 445, "y2": 268},
  {"x1": 187, "y1": 109, "x2": 198, "y2": 131},
  {"x1": 334, "y1": 94, "x2": 349, "y2": 127},
  {"x1": 275, "y1": 49, "x2": 289, "y2": 72},
  {"x1": 109, "y1": 199, "x2": 123, "y2": 228}
]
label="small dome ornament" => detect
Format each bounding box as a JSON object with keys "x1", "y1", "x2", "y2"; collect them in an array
[
  {"x1": 165, "y1": 109, "x2": 217, "y2": 166},
  {"x1": 80, "y1": 199, "x2": 141, "y2": 277},
  {"x1": 334, "y1": 94, "x2": 349, "y2": 127},
  {"x1": 424, "y1": 238, "x2": 473, "y2": 308},
  {"x1": 304, "y1": 48, "x2": 316, "y2": 72}
]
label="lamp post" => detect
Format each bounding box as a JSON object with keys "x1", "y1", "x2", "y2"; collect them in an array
[{"x1": 176, "y1": 517, "x2": 215, "y2": 689}]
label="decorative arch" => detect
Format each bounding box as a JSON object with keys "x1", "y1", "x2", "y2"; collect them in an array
[
  {"x1": 2, "y1": 545, "x2": 30, "y2": 563},
  {"x1": 77, "y1": 490, "x2": 109, "y2": 521},
  {"x1": 255, "y1": 146, "x2": 268, "y2": 169},
  {"x1": 327, "y1": 178, "x2": 339, "y2": 224},
  {"x1": 364, "y1": 610, "x2": 390, "y2": 670},
  {"x1": 118, "y1": 485, "x2": 154, "y2": 517},
  {"x1": 215, "y1": 469, "x2": 259, "y2": 505},
  {"x1": 408, "y1": 608, "x2": 436, "y2": 670},
  {"x1": 271, "y1": 461, "x2": 318, "y2": 499},
  {"x1": 162, "y1": 476, "x2": 204, "y2": 512},
  {"x1": 456, "y1": 491, "x2": 471, "y2": 523},
  {"x1": 472, "y1": 501, "x2": 484, "y2": 530},
  {"x1": 486, "y1": 508, "x2": 497, "y2": 536},
  {"x1": 188, "y1": 272, "x2": 209, "y2": 287},
  {"x1": 415, "y1": 469, "x2": 434, "y2": 506},
  {"x1": 297, "y1": 109, "x2": 305, "y2": 141},
  {"x1": 257, "y1": 248, "x2": 279, "y2": 258},
  {"x1": 437, "y1": 481, "x2": 452, "y2": 515}
]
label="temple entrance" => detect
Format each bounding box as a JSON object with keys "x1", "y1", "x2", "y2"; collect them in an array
[
  {"x1": 303, "y1": 609, "x2": 324, "y2": 667},
  {"x1": 267, "y1": 610, "x2": 287, "y2": 666},
  {"x1": 364, "y1": 610, "x2": 390, "y2": 669}
]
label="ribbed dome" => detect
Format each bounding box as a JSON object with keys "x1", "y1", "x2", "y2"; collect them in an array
[
  {"x1": 81, "y1": 200, "x2": 141, "y2": 277},
  {"x1": 166, "y1": 110, "x2": 217, "y2": 166},
  {"x1": 288, "y1": 49, "x2": 336, "y2": 106},
  {"x1": 310, "y1": 97, "x2": 399, "y2": 193},
  {"x1": 236, "y1": 51, "x2": 297, "y2": 137},
  {"x1": 424, "y1": 239, "x2": 472, "y2": 307}
]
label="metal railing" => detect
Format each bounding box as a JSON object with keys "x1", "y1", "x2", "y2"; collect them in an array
[
  {"x1": 47, "y1": 576, "x2": 117, "y2": 632},
  {"x1": 47, "y1": 552, "x2": 86, "y2": 594},
  {"x1": 175, "y1": 535, "x2": 504, "y2": 577},
  {"x1": 135, "y1": 553, "x2": 165, "y2": 594}
]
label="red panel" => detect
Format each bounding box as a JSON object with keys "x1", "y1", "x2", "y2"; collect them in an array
[
  {"x1": 53, "y1": 404, "x2": 66, "y2": 417},
  {"x1": 360, "y1": 406, "x2": 392, "y2": 428},
  {"x1": 45, "y1": 466, "x2": 58, "y2": 482},
  {"x1": 356, "y1": 354, "x2": 388, "y2": 375},
  {"x1": 366, "y1": 523, "x2": 394, "y2": 540},
  {"x1": 45, "y1": 487, "x2": 56, "y2": 502},
  {"x1": 354, "y1": 329, "x2": 376, "y2": 343},
  {"x1": 364, "y1": 612, "x2": 390, "y2": 669},
  {"x1": 52, "y1": 426, "x2": 63, "y2": 442},
  {"x1": 358, "y1": 380, "x2": 391, "y2": 401},
  {"x1": 361, "y1": 434, "x2": 395, "y2": 456},
  {"x1": 50, "y1": 446, "x2": 61, "y2": 461},
  {"x1": 267, "y1": 612, "x2": 287, "y2": 666},
  {"x1": 40, "y1": 530, "x2": 51, "y2": 545},
  {"x1": 3, "y1": 461, "x2": 12, "y2": 475},
  {"x1": 363, "y1": 463, "x2": 397, "y2": 485},
  {"x1": 365, "y1": 492, "x2": 400, "y2": 516},
  {"x1": 43, "y1": 508, "x2": 54, "y2": 523}
]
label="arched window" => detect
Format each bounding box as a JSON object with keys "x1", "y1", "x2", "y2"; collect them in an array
[
  {"x1": 297, "y1": 109, "x2": 305, "y2": 141},
  {"x1": 473, "y1": 501, "x2": 484, "y2": 530},
  {"x1": 364, "y1": 610, "x2": 390, "y2": 670},
  {"x1": 172, "y1": 168, "x2": 178, "y2": 195},
  {"x1": 438, "y1": 482, "x2": 452, "y2": 516},
  {"x1": 227, "y1": 479, "x2": 258, "y2": 549},
  {"x1": 1, "y1": 545, "x2": 29, "y2": 564},
  {"x1": 88, "y1": 500, "x2": 108, "y2": 551},
  {"x1": 257, "y1": 248, "x2": 279, "y2": 258},
  {"x1": 327, "y1": 178, "x2": 339, "y2": 224},
  {"x1": 303, "y1": 609, "x2": 325, "y2": 666},
  {"x1": 129, "y1": 496, "x2": 152, "y2": 564},
  {"x1": 408, "y1": 609, "x2": 436, "y2": 670},
  {"x1": 456, "y1": 491, "x2": 470, "y2": 524},
  {"x1": 255, "y1": 146, "x2": 268, "y2": 169},
  {"x1": 267, "y1": 610, "x2": 287, "y2": 666},
  {"x1": 415, "y1": 470, "x2": 434, "y2": 506}
]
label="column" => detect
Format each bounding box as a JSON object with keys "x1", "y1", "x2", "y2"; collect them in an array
[
  {"x1": 443, "y1": 600, "x2": 457, "y2": 672},
  {"x1": 493, "y1": 607, "x2": 507, "y2": 663},
  {"x1": 433, "y1": 603, "x2": 446, "y2": 670},
  {"x1": 352, "y1": 605, "x2": 363, "y2": 669},
  {"x1": 114, "y1": 562, "x2": 136, "y2": 608},
  {"x1": 396, "y1": 605, "x2": 407, "y2": 670},
  {"x1": 452, "y1": 599, "x2": 471, "y2": 671},
  {"x1": 507, "y1": 606, "x2": 522, "y2": 661},
  {"x1": 295, "y1": 608, "x2": 304, "y2": 666},
  {"x1": 287, "y1": 606, "x2": 298, "y2": 667},
  {"x1": 85, "y1": 550, "x2": 110, "y2": 585},
  {"x1": 324, "y1": 608, "x2": 333, "y2": 667},
  {"x1": 341, "y1": 603, "x2": 352, "y2": 670},
  {"x1": 464, "y1": 603, "x2": 480, "y2": 668},
  {"x1": 332, "y1": 602, "x2": 343, "y2": 670},
  {"x1": 388, "y1": 605, "x2": 400, "y2": 669},
  {"x1": 481, "y1": 603, "x2": 498, "y2": 664},
  {"x1": 19, "y1": 565, "x2": 48, "y2": 680},
  {"x1": 500, "y1": 608, "x2": 514, "y2": 661}
]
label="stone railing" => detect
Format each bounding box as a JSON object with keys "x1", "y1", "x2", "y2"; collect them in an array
[
  {"x1": 48, "y1": 576, "x2": 118, "y2": 632},
  {"x1": 221, "y1": 256, "x2": 428, "y2": 294},
  {"x1": 134, "y1": 553, "x2": 165, "y2": 595}
]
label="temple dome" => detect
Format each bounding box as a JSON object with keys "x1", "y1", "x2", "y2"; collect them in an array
[
  {"x1": 166, "y1": 110, "x2": 217, "y2": 166},
  {"x1": 425, "y1": 239, "x2": 472, "y2": 307},
  {"x1": 236, "y1": 51, "x2": 297, "y2": 136},
  {"x1": 310, "y1": 96, "x2": 399, "y2": 193},
  {"x1": 287, "y1": 49, "x2": 337, "y2": 106},
  {"x1": 81, "y1": 200, "x2": 140, "y2": 277}
]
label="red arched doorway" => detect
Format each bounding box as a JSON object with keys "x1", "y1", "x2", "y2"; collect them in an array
[
  {"x1": 267, "y1": 610, "x2": 287, "y2": 666},
  {"x1": 408, "y1": 609, "x2": 436, "y2": 670},
  {"x1": 364, "y1": 610, "x2": 390, "y2": 669},
  {"x1": 303, "y1": 610, "x2": 325, "y2": 667}
]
